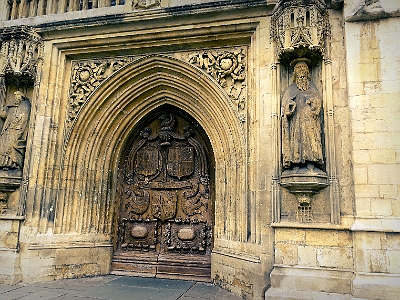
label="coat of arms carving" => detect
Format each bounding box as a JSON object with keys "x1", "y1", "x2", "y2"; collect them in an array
[{"x1": 117, "y1": 110, "x2": 212, "y2": 255}]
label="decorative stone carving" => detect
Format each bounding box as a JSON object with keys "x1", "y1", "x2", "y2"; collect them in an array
[
  {"x1": 133, "y1": 0, "x2": 161, "y2": 9},
  {"x1": 67, "y1": 58, "x2": 134, "y2": 128},
  {"x1": 0, "y1": 192, "x2": 7, "y2": 213},
  {"x1": 189, "y1": 48, "x2": 247, "y2": 110},
  {"x1": 270, "y1": 0, "x2": 330, "y2": 59},
  {"x1": 0, "y1": 91, "x2": 31, "y2": 170},
  {"x1": 118, "y1": 112, "x2": 212, "y2": 255},
  {"x1": 280, "y1": 59, "x2": 328, "y2": 208},
  {"x1": 0, "y1": 26, "x2": 43, "y2": 87}
]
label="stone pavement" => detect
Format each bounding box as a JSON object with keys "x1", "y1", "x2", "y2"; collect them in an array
[{"x1": 0, "y1": 275, "x2": 244, "y2": 300}]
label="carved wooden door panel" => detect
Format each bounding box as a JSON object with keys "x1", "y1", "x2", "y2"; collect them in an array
[{"x1": 112, "y1": 109, "x2": 213, "y2": 281}]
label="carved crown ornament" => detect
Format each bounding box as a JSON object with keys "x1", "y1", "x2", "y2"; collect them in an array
[
  {"x1": 0, "y1": 26, "x2": 43, "y2": 87},
  {"x1": 270, "y1": 0, "x2": 331, "y2": 60}
]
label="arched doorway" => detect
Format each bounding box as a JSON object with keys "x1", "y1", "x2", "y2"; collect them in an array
[{"x1": 112, "y1": 105, "x2": 214, "y2": 281}]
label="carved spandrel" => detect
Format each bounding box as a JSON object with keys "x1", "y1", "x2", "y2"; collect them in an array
[
  {"x1": 187, "y1": 47, "x2": 247, "y2": 113},
  {"x1": 67, "y1": 58, "x2": 134, "y2": 129},
  {"x1": 67, "y1": 48, "x2": 247, "y2": 137},
  {"x1": 118, "y1": 113, "x2": 212, "y2": 254}
]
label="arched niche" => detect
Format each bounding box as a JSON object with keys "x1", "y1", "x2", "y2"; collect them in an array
[{"x1": 56, "y1": 55, "x2": 248, "y2": 245}]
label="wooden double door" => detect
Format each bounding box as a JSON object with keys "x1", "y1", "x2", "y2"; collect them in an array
[{"x1": 112, "y1": 107, "x2": 214, "y2": 281}]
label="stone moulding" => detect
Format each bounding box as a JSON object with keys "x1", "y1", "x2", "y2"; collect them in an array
[
  {"x1": 28, "y1": 242, "x2": 113, "y2": 250},
  {"x1": 66, "y1": 48, "x2": 248, "y2": 137},
  {"x1": 67, "y1": 57, "x2": 136, "y2": 130},
  {"x1": 212, "y1": 248, "x2": 261, "y2": 264},
  {"x1": 280, "y1": 172, "x2": 328, "y2": 194},
  {"x1": 0, "y1": 169, "x2": 22, "y2": 191}
]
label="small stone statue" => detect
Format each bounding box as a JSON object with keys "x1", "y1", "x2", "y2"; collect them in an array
[
  {"x1": 281, "y1": 59, "x2": 324, "y2": 171},
  {"x1": 0, "y1": 91, "x2": 31, "y2": 170}
]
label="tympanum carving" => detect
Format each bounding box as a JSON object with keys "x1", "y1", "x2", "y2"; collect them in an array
[{"x1": 118, "y1": 112, "x2": 212, "y2": 254}]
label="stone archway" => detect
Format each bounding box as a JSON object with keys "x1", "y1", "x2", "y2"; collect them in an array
[
  {"x1": 112, "y1": 104, "x2": 214, "y2": 281},
  {"x1": 59, "y1": 54, "x2": 247, "y2": 281}
]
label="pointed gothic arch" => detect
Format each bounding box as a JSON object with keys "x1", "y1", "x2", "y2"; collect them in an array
[{"x1": 56, "y1": 55, "x2": 248, "y2": 248}]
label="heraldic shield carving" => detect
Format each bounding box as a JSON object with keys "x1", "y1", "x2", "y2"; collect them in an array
[{"x1": 113, "y1": 108, "x2": 213, "y2": 280}]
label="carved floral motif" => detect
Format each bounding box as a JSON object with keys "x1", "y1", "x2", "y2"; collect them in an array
[
  {"x1": 67, "y1": 58, "x2": 134, "y2": 128},
  {"x1": 67, "y1": 48, "x2": 248, "y2": 132},
  {"x1": 188, "y1": 48, "x2": 247, "y2": 111}
]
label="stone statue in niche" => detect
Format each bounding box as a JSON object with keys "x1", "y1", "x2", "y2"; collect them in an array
[
  {"x1": 280, "y1": 58, "x2": 328, "y2": 206},
  {"x1": 281, "y1": 58, "x2": 324, "y2": 172},
  {"x1": 0, "y1": 91, "x2": 31, "y2": 170}
]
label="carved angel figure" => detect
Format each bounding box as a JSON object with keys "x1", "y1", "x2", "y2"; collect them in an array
[
  {"x1": 0, "y1": 91, "x2": 31, "y2": 170},
  {"x1": 281, "y1": 60, "x2": 324, "y2": 171}
]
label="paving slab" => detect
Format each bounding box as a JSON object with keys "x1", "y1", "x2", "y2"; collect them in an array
[{"x1": 0, "y1": 275, "x2": 243, "y2": 300}]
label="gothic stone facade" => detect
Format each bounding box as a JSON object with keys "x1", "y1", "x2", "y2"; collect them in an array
[{"x1": 0, "y1": 0, "x2": 399, "y2": 299}]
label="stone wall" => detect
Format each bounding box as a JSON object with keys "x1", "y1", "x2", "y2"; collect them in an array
[
  {"x1": 344, "y1": 1, "x2": 400, "y2": 297},
  {"x1": 0, "y1": 1, "x2": 399, "y2": 300}
]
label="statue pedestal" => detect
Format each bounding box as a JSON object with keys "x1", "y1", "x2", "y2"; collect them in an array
[
  {"x1": 0, "y1": 169, "x2": 22, "y2": 214},
  {"x1": 281, "y1": 168, "x2": 329, "y2": 210},
  {"x1": 281, "y1": 167, "x2": 328, "y2": 194},
  {"x1": 0, "y1": 169, "x2": 22, "y2": 191}
]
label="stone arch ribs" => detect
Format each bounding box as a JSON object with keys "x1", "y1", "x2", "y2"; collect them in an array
[{"x1": 56, "y1": 55, "x2": 248, "y2": 243}]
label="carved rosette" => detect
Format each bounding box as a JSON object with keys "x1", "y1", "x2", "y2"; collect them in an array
[
  {"x1": 0, "y1": 26, "x2": 43, "y2": 86},
  {"x1": 67, "y1": 58, "x2": 134, "y2": 128},
  {"x1": 188, "y1": 48, "x2": 247, "y2": 113},
  {"x1": 270, "y1": 0, "x2": 330, "y2": 59}
]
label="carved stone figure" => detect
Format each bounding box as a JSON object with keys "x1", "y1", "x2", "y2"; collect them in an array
[
  {"x1": 281, "y1": 59, "x2": 324, "y2": 171},
  {"x1": 0, "y1": 91, "x2": 31, "y2": 170}
]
